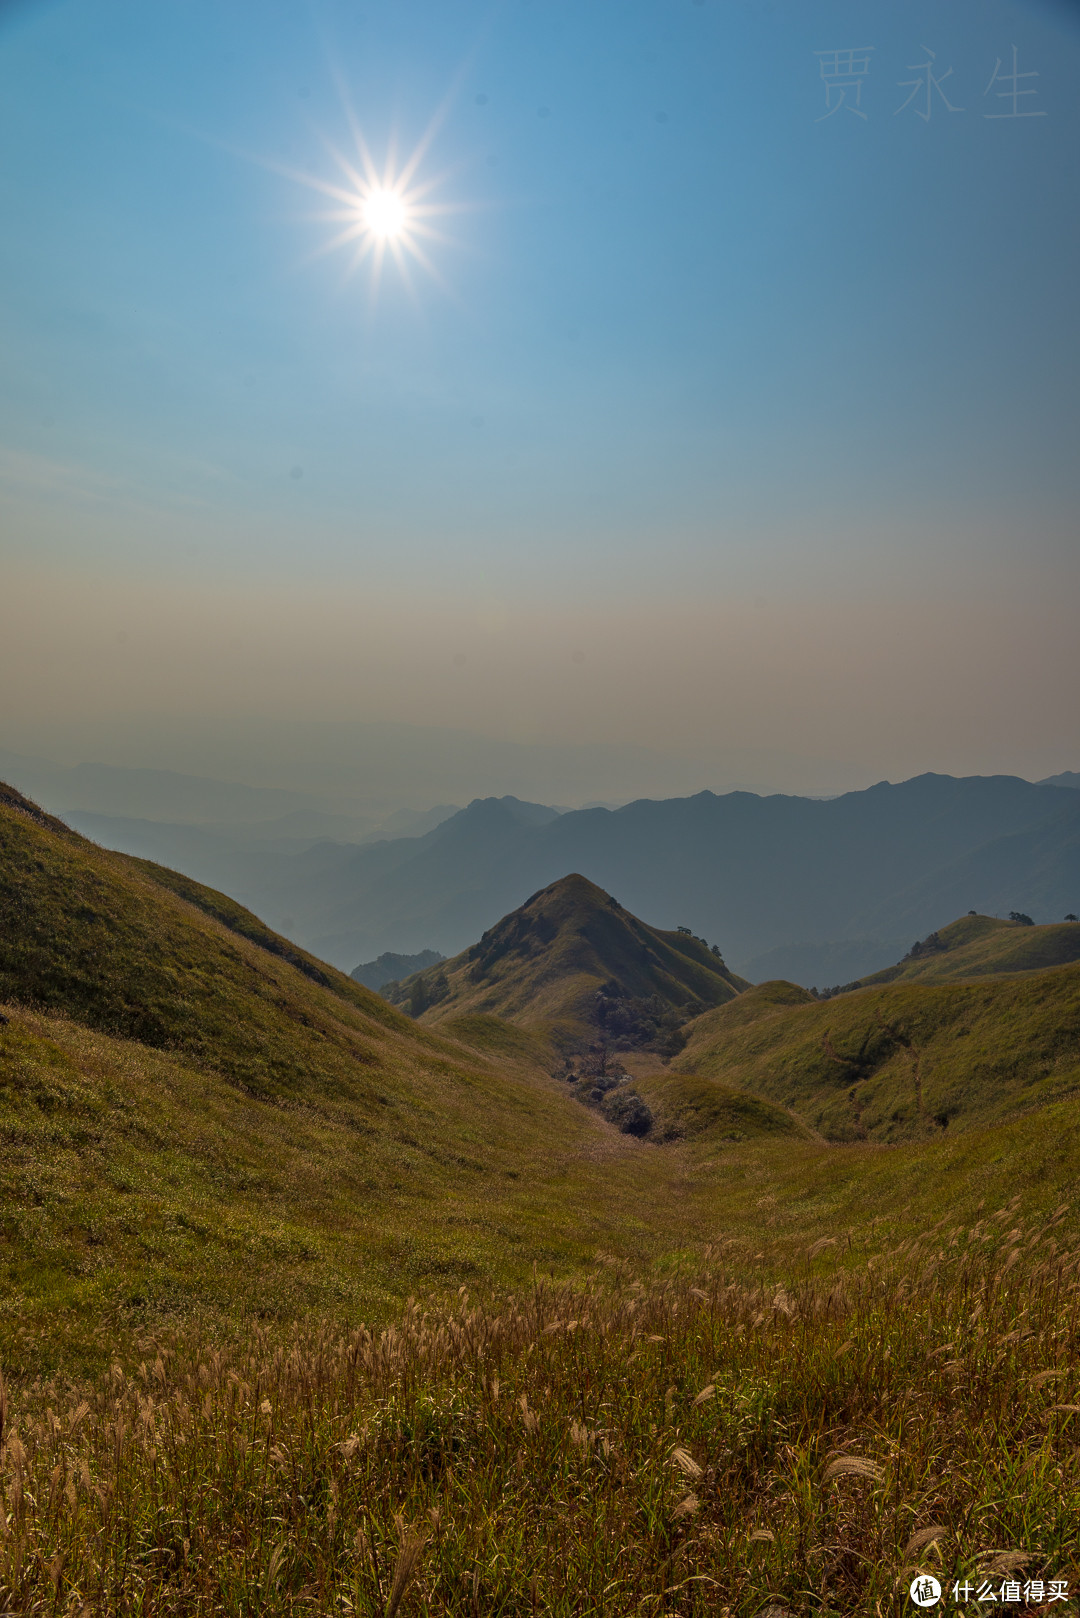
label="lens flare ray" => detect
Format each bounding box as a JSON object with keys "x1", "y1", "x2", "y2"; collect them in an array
[{"x1": 276, "y1": 73, "x2": 474, "y2": 302}]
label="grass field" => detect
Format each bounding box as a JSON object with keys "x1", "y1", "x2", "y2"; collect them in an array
[
  {"x1": 2, "y1": 1223, "x2": 1078, "y2": 1615},
  {"x1": 3, "y1": 786, "x2": 1080, "y2": 1611}
]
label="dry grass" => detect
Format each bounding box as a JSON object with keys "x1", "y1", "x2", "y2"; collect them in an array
[{"x1": 2, "y1": 1217, "x2": 1079, "y2": 1615}]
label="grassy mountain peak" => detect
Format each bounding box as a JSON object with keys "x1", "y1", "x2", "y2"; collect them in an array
[{"x1": 385, "y1": 872, "x2": 748, "y2": 1054}]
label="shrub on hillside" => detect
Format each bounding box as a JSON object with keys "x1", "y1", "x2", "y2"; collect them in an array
[
  {"x1": 593, "y1": 982, "x2": 693, "y2": 1054},
  {"x1": 599, "y1": 1087, "x2": 654, "y2": 1136}
]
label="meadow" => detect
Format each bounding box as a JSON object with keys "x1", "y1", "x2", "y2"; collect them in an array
[
  {"x1": 3, "y1": 787, "x2": 1080, "y2": 1612},
  {"x1": 2, "y1": 1214, "x2": 1078, "y2": 1616}
]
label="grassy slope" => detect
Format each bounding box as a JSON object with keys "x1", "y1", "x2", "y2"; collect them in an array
[
  {"x1": 410, "y1": 873, "x2": 748, "y2": 1051},
  {"x1": 675, "y1": 1092, "x2": 1080, "y2": 1243},
  {"x1": 678, "y1": 963, "x2": 1080, "y2": 1143},
  {"x1": 0, "y1": 786, "x2": 423, "y2": 1091},
  {"x1": 0, "y1": 790, "x2": 804, "y2": 1377},
  {"x1": 1, "y1": 1003, "x2": 681, "y2": 1368},
  {"x1": 8, "y1": 977, "x2": 1080, "y2": 1339},
  {"x1": 7, "y1": 794, "x2": 1080, "y2": 1610},
  {"x1": 631, "y1": 1066, "x2": 815, "y2": 1144},
  {"x1": 853, "y1": 912, "x2": 1080, "y2": 986},
  {"x1": 0, "y1": 790, "x2": 664, "y2": 1359},
  {"x1": 6, "y1": 782, "x2": 1080, "y2": 1389}
]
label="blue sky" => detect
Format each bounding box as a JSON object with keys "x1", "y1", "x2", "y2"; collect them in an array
[{"x1": 0, "y1": 0, "x2": 1077, "y2": 798}]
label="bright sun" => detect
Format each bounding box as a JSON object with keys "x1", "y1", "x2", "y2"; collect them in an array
[
  {"x1": 361, "y1": 187, "x2": 408, "y2": 240},
  {"x1": 280, "y1": 112, "x2": 459, "y2": 298}
]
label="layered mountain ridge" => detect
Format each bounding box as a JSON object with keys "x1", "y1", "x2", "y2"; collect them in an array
[
  {"x1": 22, "y1": 772, "x2": 1080, "y2": 982},
  {"x1": 278, "y1": 775, "x2": 1080, "y2": 978}
]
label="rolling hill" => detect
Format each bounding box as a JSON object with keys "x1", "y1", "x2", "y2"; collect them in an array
[
  {"x1": 0, "y1": 784, "x2": 688, "y2": 1360},
  {"x1": 678, "y1": 961, "x2": 1080, "y2": 1144},
  {"x1": 0, "y1": 783, "x2": 809, "y2": 1374},
  {"x1": 5, "y1": 788, "x2": 1080, "y2": 1613},
  {"x1": 848, "y1": 912, "x2": 1080, "y2": 988},
  {"x1": 384, "y1": 873, "x2": 747, "y2": 1056},
  {"x1": 6, "y1": 774, "x2": 1080, "y2": 1371}
]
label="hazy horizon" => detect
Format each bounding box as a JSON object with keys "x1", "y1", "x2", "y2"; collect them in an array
[{"x1": 1, "y1": 725, "x2": 1074, "y2": 828}]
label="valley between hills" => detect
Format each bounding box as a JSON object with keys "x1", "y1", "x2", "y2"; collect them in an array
[{"x1": 2, "y1": 779, "x2": 1079, "y2": 1614}]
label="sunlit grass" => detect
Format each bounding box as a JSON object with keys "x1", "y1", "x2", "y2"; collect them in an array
[
  {"x1": 680, "y1": 966, "x2": 1080, "y2": 1143},
  {"x1": 4, "y1": 785, "x2": 1080, "y2": 1611},
  {"x1": 2, "y1": 1223, "x2": 1078, "y2": 1615}
]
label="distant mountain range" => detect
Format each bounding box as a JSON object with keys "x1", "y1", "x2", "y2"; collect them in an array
[
  {"x1": 9, "y1": 752, "x2": 1079, "y2": 986},
  {"x1": 289, "y1": 773, "x2": 1080, "y2": 981}
]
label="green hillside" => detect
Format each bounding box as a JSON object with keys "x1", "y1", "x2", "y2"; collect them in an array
[
  {"x1": 387, "y1": 872, "x2": 748, "y2": 1053},
  {"x1": 850, "y1": 911, "x2": 1080, "y2": 987},
  {"x1": 6, "y1": 785, "x2": 1080, "y2": 1611},
  {"x1": 679, "y1": 961, "x2": 1080, "y2": 1143},
  {"x1": 6, "y1": 781, "x2": 1079, "y2": 1358},
  {"x1": 0, "y1": 788, "x2": 683, "y2": 1361},
  {"x1": 0, "y1": 788, "x2": 827, "y2": 1375},
  {"x1": 0, "y1": 783, "x2": 416, "y2": 1089},
  {"x1": 630, "y1": 1066, "x2": 815, "y2": 1145}
]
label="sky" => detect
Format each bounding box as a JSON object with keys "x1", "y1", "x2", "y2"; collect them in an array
[{"x1": 0, "y1": 0, "x2": 1078, "y2": 805}]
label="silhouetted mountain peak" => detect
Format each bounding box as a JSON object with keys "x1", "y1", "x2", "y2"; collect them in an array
[{"x1": 457, "y1": 795, "x2": 562, "y2": 828}]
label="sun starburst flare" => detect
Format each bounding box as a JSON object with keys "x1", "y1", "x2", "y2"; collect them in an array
[{"x1": 282, "y1": 94, "x2": 467, "y2": 303}]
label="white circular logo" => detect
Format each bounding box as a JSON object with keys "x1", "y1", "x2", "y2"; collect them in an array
[{"x1": 909, "y1": 1575, "x2": 942, "y2": 1607}]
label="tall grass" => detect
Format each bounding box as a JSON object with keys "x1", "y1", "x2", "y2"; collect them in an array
[{"x1": 2, "y1": 1212, "x2": 1078, "y2": 1615}]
